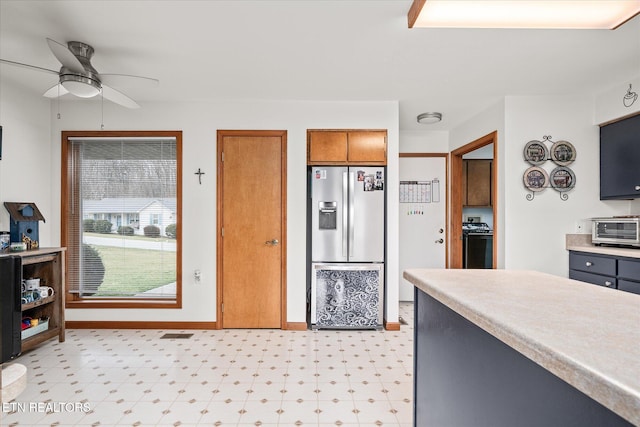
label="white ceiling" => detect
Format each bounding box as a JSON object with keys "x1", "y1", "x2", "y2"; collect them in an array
[{"x1": 1, "y1": 0, "x2": 639, "y2": 131}]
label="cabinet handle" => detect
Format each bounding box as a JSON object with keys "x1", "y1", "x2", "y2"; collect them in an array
[
  {"x1": 585, "y1": 261, "x2": 593, "y2": 267},
  {"x1": 636, "y1": 185, "x2": 640, "y2": 191},
  {"x1": 604, "y1": 281, "x2": 613, "y2": 287}
]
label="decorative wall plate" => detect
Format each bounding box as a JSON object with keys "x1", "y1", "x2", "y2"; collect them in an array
[
  {"x1": 550, "y1": 166, "x2": 575, "y2": 191},
  {"x1": 523, "y1": 166, "x2": 548, "y2": 192},
  {"x1": 523, "y1": 140, "x2": 549, "y2": 165},
  {"x1": 550, "y1": 140, "x2": 576, "y2": 165}
]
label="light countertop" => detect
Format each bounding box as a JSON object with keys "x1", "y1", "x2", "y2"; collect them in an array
[
  {"x1": 0, "y1": 247, "x2": 65, "y2": 258},
  {"x1": 566, "y1": 234, "x2": 640, "y2": 259},
  {"x1": 403, "y1": 268, "x2": 640, "y2": 426}
]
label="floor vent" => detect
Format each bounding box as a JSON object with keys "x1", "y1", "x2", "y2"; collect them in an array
[{"x1": 160, "y1": 333, "x2": 193, "y2": 339}]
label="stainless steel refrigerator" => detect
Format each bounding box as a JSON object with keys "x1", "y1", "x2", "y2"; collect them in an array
[{"x1": 310, "y1": 166, "x2": 385, "y2": 329}]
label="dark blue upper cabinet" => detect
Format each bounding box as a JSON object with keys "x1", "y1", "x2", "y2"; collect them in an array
[{"x1": 600, "y1": 114, "x2": 640, "y2": 200}]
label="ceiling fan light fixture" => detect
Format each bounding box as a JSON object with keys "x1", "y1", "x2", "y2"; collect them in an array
[
  {"x1": 417, "y1": 112, "x2": 442, "y2": 124},
  {"x1": 60, "y1": 73, "x2": 101, "y2": 98},
  {"x1": 2, "y1": 37, "x2": 153, "y2": 109},
  {"x1": 408, "y1": 0, "x2": 640, "y2": 29}
]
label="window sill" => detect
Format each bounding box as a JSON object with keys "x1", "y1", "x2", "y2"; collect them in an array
[{"x1": 66, "y1": 298, "x2": 182, "y2": 309}]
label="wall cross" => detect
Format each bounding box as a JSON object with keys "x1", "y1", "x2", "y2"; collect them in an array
[{"x1": 195, "y1": 168, "x2": 205, "y2": 185}]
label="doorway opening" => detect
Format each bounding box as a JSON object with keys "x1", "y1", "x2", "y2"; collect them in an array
[{"x1": 450, "y1": 131, "x2": 498, "y2": 269}]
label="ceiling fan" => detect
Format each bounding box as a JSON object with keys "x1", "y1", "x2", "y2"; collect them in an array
[{"x1": 0, "y1": 38, "x2": 158, "y2": 109}]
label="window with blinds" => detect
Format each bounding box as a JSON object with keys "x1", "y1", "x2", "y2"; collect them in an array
[{"x1": 62, "y1": 131, "x2": 182, "y2": 308}]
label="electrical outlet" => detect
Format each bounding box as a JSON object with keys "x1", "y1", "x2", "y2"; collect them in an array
[
  {"x1": 575, "y1": 220, "x2": 589, "y2": 234},
  {"x1": 194, "y1": 269, "x2": 201, "y2": 284}
]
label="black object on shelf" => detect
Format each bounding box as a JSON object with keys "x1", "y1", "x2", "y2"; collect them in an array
[{"x1": 0, "y1": 256, "x2": 22, "y2": 363}]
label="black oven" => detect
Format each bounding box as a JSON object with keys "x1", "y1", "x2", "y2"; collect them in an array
[{"x1": 462, "y1": 222, "x2": 493, "y2": 269}]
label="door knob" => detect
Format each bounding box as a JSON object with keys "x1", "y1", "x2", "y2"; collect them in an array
[
  {"x1": 435, "y1": 238, "x2": 444, "y2": 244},
  {"x1": 265, "y1": 239, "x2": 279, "y2": 246}
]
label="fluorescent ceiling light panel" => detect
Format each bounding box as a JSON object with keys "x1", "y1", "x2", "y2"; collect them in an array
[{"x1": 408, "y1": 0, "x2": 640, "y2": 29}]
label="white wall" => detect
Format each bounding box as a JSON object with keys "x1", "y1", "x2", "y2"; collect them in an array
[
  {"x1": 0, "y1": 79, "x2": 53, "y2": 243},
  {"x1": 43, "y1": 99, "x2": 400, "y2": 324},
  {"x1": 448, "y1": 87, "x2": 640, "y2": 278},
  {"x1": 399, "y1": 130, "x2": 449, "y2": 153},
  {"x1": 5, "y1": 73, "x2": 639, "y2": 324},
  {"x1": 505, "y1": 96, "x2": 601, "y2": 276},
  {"x1": 595, "y1": 76, "x2": 640, "y2": 125},
  {"x1": 505, "y1": 94, "x2": 640, "y2": 276}
]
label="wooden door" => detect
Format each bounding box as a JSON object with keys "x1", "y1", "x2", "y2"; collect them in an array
[{"x1": 217, "y1": 130, "x2": 287, "y2": 328}]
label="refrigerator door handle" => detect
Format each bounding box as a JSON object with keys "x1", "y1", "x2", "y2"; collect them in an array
[
  {"x1": 348, "y1": 171, "x2": 355, "y2": 258},
  {"x1": 342, "y1": 171, "x2": 349, "y2": 258}
]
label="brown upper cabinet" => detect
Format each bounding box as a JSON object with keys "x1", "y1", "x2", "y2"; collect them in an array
[
  {"x1": 307, "y1": 130, "x2": 387, "y2": 165},
  {"x1": 463, "y1": 159, "x2": 492, "y2": 207}
]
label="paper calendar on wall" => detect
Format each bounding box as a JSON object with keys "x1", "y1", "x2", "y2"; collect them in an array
[{"x1": 399, "y1": 179, "x2": 440, "y2": 203}]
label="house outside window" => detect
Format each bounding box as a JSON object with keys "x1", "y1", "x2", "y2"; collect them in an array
[{"x1": 62, "y1": 131, "x2": 182, "y2": 309}]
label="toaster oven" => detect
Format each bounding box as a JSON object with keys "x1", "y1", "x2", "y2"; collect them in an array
[{"x1": 592, "y1": 217, "x2": 640, "y2": 248}]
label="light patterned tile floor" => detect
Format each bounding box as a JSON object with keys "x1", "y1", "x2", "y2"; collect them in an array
[{"x1": 1, "y1": 303, "x2": 414, "y2": 427}]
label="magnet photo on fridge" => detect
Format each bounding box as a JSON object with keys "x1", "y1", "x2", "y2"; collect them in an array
[{"x1": 364, "y1": 175, "x2": 374, "y2": 191}]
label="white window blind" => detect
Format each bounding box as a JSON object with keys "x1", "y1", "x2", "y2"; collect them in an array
[{"x1": 66, "y1": 137, "x2": 178, "y2": 299}]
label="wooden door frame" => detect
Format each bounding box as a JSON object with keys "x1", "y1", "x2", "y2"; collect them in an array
[
  {"x1": 399, "y1": 152, "x2": 449, "y2": 268},
  {"x1": 450, "y1": 131, "x2": 498, "y2": 269},
  {"x1": 216, "y1": 130, "x2": 288, "y2": 329}
]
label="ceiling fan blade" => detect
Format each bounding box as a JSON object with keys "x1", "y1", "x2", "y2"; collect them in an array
[
  {"x1": 99, "y1": 74, "x2": 159, "y2": 88},
  {"x1": 101, "y1": 84, "x2": 140, "y2": 109},
  {"x1": 46, "y1": 38, "x2": 84, "y2": 73},
  {"x1": 0, "y1": 58, "x2": 58, "y2": 75},
  {"x1": 43, "y1": 84, "x2": 69, "y2": 98}
]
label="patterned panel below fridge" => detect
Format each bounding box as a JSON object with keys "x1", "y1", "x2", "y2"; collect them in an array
[{"x1": 315, "y1": 268, "x2": 380, "y2": 329}]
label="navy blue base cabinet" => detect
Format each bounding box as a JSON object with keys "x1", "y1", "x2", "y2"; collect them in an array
[
  {"x1": 569, "y1": 250, "x2": 640, "y2": 295},
  {"x1": 413, "y1": 289, "x2": 632, "y2": 427}
]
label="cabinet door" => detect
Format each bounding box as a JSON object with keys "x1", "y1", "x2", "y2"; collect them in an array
[
  {"x1": 308, "y1": 131, "x2": 348, "y2": 164},
  {"x1": 618, "y1": 258, "x2": 640, "y2": 281},
  {"x1": 600, "y1": 115, "x2": 640, "y2": 199},
  {"x1": 347, "y1": 131, "x2": 387, "y2": 164},
  {"x1": 569, "y1": 270, "x2": 616, "y2": 289},
  {"x1": 462, "y1": 160, "x2": 468, "y2": 205},
  {"x1": 464, "y1": 160, "x2": 492, "y2": 207},
  {"x1": 618, "y1": 279, "x2": 640, "y2": 295},
  {"x1": 569, "y1": 252, "x2": 616, "y2": 276}
]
